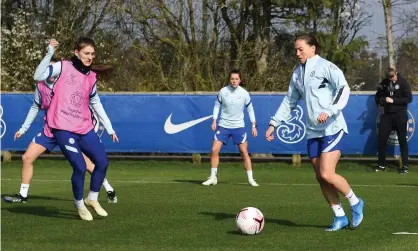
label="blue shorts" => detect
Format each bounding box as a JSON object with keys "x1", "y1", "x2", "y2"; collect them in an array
[
  {"x1": 214, "y1": 126, "x2": 247, "y2": 145},
  {"x1": 32, "y1": 130, "x2": 58, "y2": 152},
  {"x1": 307, "y1": 130, "x2": 346, "y2": 159}
]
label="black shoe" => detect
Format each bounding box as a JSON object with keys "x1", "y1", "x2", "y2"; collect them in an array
[
  {"x1": 399, "y1": 166, "x2": 408, "y2": 174},
  {"x1": 107, "y1": 190, "x2": 117, "y2": 203},
  {"x1": 3, "y1": 193, "x2": 28, "y2": 203},
  {"x1": 375, "y1": 166, "x2": 386, "y2": 172}
]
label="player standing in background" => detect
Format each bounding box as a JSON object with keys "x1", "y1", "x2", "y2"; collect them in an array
[
  {"x1": 202, "y1": 70, "x2": 259, "y2": 187},
  {"x1": 33, "y1": 37, "x2": 118, "y2": 221},
  {"x1": 265, "y1": 34, "x2": 364, "y2": 231}
]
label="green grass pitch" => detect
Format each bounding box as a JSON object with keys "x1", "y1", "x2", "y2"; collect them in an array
[{"x1": 2, "y1": 160, "x2": 418, "y2": 250}]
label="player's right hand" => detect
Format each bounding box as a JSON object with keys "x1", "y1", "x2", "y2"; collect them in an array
[
  {"x1": 14, "y1": 131, "x2": 22, "y2": 141},
  {"x1": 111, "y1": 133, "x2": 119, "y2": 143},
  {"x1": 49, "y1": 39, "x2": 59, "y2": 49},
  {"x1": 211, "y1": 120, "x2": 217, "y2": 131},
  {"x1": 265, "y1": 126, "x2": 275, "y2": 142}
]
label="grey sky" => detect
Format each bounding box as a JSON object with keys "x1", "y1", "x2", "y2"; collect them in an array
[{"x1": 360, "y1": 0, "x2": 418, "y2": 54}]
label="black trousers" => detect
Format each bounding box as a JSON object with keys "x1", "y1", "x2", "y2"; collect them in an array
[{"x1": 378, "y1": 110, "x2": 408, "y2": 167}]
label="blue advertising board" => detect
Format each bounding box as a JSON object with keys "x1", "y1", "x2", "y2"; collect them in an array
[{"x1": 1, "y1": 93, "x2": 416, "y2": 155}]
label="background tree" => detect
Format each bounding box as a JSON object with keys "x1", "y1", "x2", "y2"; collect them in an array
[{"x1": 1, "y1": 0, "x2": 417, "y2": 92}]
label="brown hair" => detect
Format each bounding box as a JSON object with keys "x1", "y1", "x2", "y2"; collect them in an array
[
  {"x1": 229, "y1": 69, "x2": 241, "y2": 79},
  {"x1": 295, "y1": 33, "x2": 321, "y2": 54},
  {"x1": 91, "y1": 64, "x2": 114, "y2": 73},
  {"x1": 385, "y1": 67, "x2": 397, "y2": 78},
  {"x1": 74, "y1": 37, "x2": 96, "y2": 51},
  {"x1": 229, "y1": 69, "x2": 244, "y2": 85},
  {"x1": 50, "y1": 56, "x2": 60, "y2": 63}
]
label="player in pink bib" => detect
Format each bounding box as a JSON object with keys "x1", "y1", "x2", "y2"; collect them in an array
[
  {"x1": 33, "y1": 37, "x2": 119, "y2": 221},
  {"x1": 3, "y1": 51, "x2": 118, "y2": 204}
]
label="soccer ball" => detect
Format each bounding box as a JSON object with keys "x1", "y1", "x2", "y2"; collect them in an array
[{"x1": 236, "y1": 207, "x2": 265, "y2": 235}]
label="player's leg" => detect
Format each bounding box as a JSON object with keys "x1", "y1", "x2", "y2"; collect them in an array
[
  {"x1": 376, "y1": 113, "x2": 393, "y2": 171},
  {"x1": 202, "y1": 127, "x2": 227, "y2": 186},
  {"x1": 3, "y1": 131, "x2": 56, "y2": 203},
  {"x1": 395, "y1": 111, "x2": 408, "y2": 174},
  {"x1": 78, "y1": 130, "x2": 109, "y2": 216},
  {"x1": 237, "y1": 142, "x2": 258, "y2": 186},
  {"x1": 319, "y1": 130, "x2": 364, "y2": 229},
  {"x1": 202, "y1": 140, "x2": 223, "y2": 185},
  {"x1": 83, "y1": 153, "x2": 117, "y2": 203},
  {"x1": 311, "y1": 158, "x2": 342, "y2": 212},
  {"x1": 53, "y1": 130, "x2": 93, "y2": 221},
  {"x1": 308, "y1": 137, "x2": 348, "y2": 231},
  {"x1": 84, "y1": 153, "x2": 95, "y2": 174},
  {"x1": 234, "y1": 128, "x2": 258, "y2": 186},
  {"x1": 3, "y1": 142, "x2": 46, "y2": 203},
  {"x1": 318, "y1": 151, "x2": 351, "y2": 231}
]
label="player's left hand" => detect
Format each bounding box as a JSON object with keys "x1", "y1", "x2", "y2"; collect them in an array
[
  {"x1": 386, "y1": 97, "x2": 394, "y2": 103},
  {"x1": 49, "y1": 39, "x2": 59, "y2": 49},
  {"x1": 265, "y1": 126, "x2": 275, "y2": 142},
  {"x1": 111, "y1": 133, "x2": 119, "y2": 143},
  {"x1": 252, "y1": 127, "x2": 257, "y2": 137},
  {"x1": 14, "y1": 131, "x2": 22, "y2": 141},
  {"x1": 317, "y1": 112, "x2": 329, "y2": 124}
]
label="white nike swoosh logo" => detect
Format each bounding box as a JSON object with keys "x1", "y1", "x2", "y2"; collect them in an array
[{"x1": 164, "y1": 114, "x2": 212, "y2": 134}]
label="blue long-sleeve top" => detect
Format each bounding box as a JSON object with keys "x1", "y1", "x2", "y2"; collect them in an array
[
  {"x1": 270, "y1": 55, "x2": 350, "y2": 139},
  {"x1": 213, "y1": 85, "x2": 256, "y2": 129}
]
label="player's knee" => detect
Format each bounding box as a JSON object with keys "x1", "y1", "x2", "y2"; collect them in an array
[
  {"x1": 73, "y1": 164, "x2": 87, "y2": 174},
  {"x1": 22, "y1": 153, "x2": 35, "y2": 164},
  {"x1": 319, "y1": 172, "x2": 334, "y2": 183},
  {"x1": 240, "y1": 149, "x2": 249, "y2": 158},
  {"x1": 211, "y1": 148, "x2": 220, "y2": 155},
  {"x1": 94, "y1": 158, "x2": 109, "y2": 171}
]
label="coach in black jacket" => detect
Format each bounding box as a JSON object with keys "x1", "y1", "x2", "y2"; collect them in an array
[{"x1": 375, "y1": 68, "x2": 412, "y2": 173}]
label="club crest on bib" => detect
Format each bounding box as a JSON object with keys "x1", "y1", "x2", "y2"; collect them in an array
[
  {"x1": 70, "y1": 91, "x2": 84, "y2": 108},
  {"x1": 376, "y1": 110, "x2": 415, "y2": 145},
  {"x1": 276, "y1": 105, "x2": 306, "y2": 144}
]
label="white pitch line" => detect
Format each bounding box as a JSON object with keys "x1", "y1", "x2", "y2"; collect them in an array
[
  {"x1": 393, "y1": 232, "x2": 418, "y2": 235},
  {"x1": 1, "y1": 178, "x2": 417, "y2": 188}
]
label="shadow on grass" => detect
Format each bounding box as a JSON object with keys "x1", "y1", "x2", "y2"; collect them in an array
[
  {"x1": 226, "y1": 230, "x2": 245, "y2": 235},
  {"x1": 173, "y1": 180, "x2": 205, "y2": 185},
  {"x1": 173, "y1": 179, "x2": 230, "y2": 185},
  {"x1": 2, "y1": 205, "x2": 77, "y2": 220},
  {"x1": 199, "y1": 212, "x2": 327, "y2": 229}
]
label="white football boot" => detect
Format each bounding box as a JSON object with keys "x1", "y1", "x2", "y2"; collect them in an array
[
  {"x1": 248, "y1": 180, "x2": 259, "y2": 187},
  {"x1": 202, "y1": 176, "x2": 218, "y2": 186},
  {"x1": 84, "y1": 198, "x2": 108, "y2": 217},
  {"x1": 76, "y1": 205, "x2": 93, "y2": 221}
]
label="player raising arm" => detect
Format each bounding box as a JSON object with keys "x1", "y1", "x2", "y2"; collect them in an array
[
  {"x1": 33, "y1": 37, "x2": 118, "y2": 221},
  {"x1": 3, "y1": 42, "x2": 118, "y2": 204}
]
